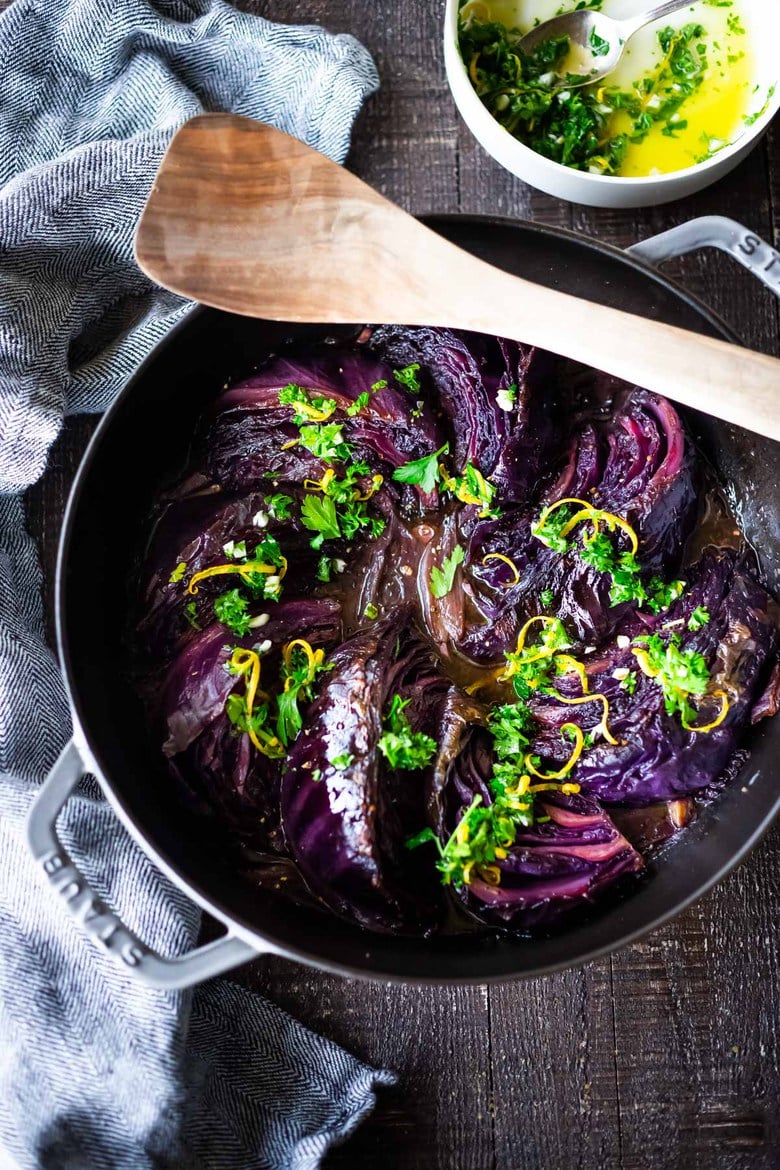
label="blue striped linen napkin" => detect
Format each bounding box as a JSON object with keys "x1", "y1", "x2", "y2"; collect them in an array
[{"x1": 0, "y1": 2, "x2": 394, "y2": 1167}]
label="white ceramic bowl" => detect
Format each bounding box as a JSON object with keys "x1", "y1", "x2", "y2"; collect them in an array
[{"x1": 444, "y1": 0, "x2": 780, "y2": 208}]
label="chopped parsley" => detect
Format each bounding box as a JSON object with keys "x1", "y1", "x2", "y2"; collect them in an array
[
  {"x1": 298, "y1": 422, "x2": 351, "y2": 462},
  {"x1": 501, "y1": 616, "x2": 571, "y2": 699},
  {"x1": 647, "y1": 577, "x2": 686, "y2": 614},
  {"x1": 346, "y1": 391, "x2": 370, "y2": 417},
  {"x1": 408, "y1": 698, "x2": 578, "y2": 889},
  {"x1": 406, "y1": 793, "x2": 519, "y2": 889},
  {"x1": 169, "y1": 561, "x2": 187, "y2": 584},
  {"x1": 237, "y1": 538, "x2": 285, "y2": 600},
  {"x1": 278, "y1": 383, "x2": 336, "y2": 424},
  {"x1": 225, "y1": 641, "x2": 330, "y2": 756},
  {"x1": 276, "y1": 640, "x2": 331, "y2": 746},
  {"x1": 226, "y1": 691, "x2": 276, "y2": 747},
  {"x1": 409, "y1": 683, "x2": 598, "y2": 884},
  {"x1": 301, "y1": 495, "x2": 340, "y2": 546},
  {"x1": 214, "y1": 589, "x2": 252, "y2": 636},
  {"x1": 430, "y1": 544, "x2": 465, "y2": 599},
  {"x1": 688, "y1": 606, "x2": 711, "y2": 631},
  {"x1": 394, "y1": 447, "x2": 498, "y2": 514},
  {"x1": 377, "y1": 694, "x2": 437, "y2": 771},
  {"x1": 300, "y1": 466, "x2": 386, "y2": 550},
  {"x1": 393, "y1": 364, "x2": 422, "y2": 393},
  {"x1": 266, "y1": 493, "x2": 294, "y2": 521},
  {"x1": 459, "y1": 15, "x2": 711, "y2": 176},
  {"x1": 225, "y1": 648, "x2": 285, "y2": 759},
  {"x1": 330, "y1": 752, "x2": 354, "y2": 770},
  {"x1": 532, "y1": 504, "x2": 571, "y2": 554},
  {"x1": 620, "y1": 669, "x2": 638, "y2": 695},
  {"x1": 632, "y1": 633, "x2": 709, "y2": 724},
  {"x1": 321, "y1": 462, "x2": 376, "y2": 503},
  {"x1": 364, "y1": 602, "x2": 379, "y2": 620},
  {"x1": 392, "y1": 443, "x2": 449, "y2": 493},
  {"x1": 488, "y1": 701, "x2": 535, "y2": 761},
  {"x1": 183, "y1": 600, "x2": 201, "y2": 630},
  {"x1": 533, "y1": 500, "x2": 685, "y2": 614},
  {"x1": 539, "y1": 587, "x2": 555, "y2": 609},
  {"x1": 444, "y1": 462, "x2": 499, "y2": 518},
  {"x1": 589, "y1": 26, "x2": 610, "y2": 57},
  {"x1": 316, "y1": 555, "x2": 333, "y2": 583}
]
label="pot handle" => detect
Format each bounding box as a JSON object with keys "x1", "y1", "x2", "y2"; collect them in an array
[
  {"x1": 627, "y1": 215, "x2": 780, "y2": 299},
  {"x1": 26, "y1": 740, "x2": 265, "y2": 990}
]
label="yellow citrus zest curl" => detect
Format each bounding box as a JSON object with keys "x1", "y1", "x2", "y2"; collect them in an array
[
  {"x1": 482, "y1": 552, "x2": 520, "y2": 585},
  {"x1": 354, "y1": 474, "x2": 384, "y2": 502},
  {"x1": 187, "y1": 557, "x2": 288, "y2": 595},
  {"x1": 538, "y1": 497, "x2": 639, "y2": 556},
  {"x1": 282, "y1": 638, "x2": 326, "y2": 693},
  {"x1": 228, "y1": 648, "x2": 284, "y2": 758},
  {"x1": 304, "y1": 468, "x2": 336, "y2": 494},
  {"x1": 441, "y1": 465, "x2": 494, "y2": 513},
  {"x1": 477, "y1": 865, "x2": 501, "y2": 886},
  {"x1": 528, "y1": 781, "x2": 581, "y2": 795},
  {"x1": 682, "y1": 689, "x2": 730, "y2": 734},
  {"x1": 632, "y1": 647, "x2": 658, "y2": 679},
  {"x1": 291, "y1": 398, "x2": 335, "y2": 423},
  {"x1": 515, "y1": 615, "x2": 558, "y2": 653},
  {"x1": 554, "y1": 654, "x2": 590, "y2": 694},
  {"x1": 525, "y1": 723, "x2": 585, "y2": 781},
  {"x1": 549, "y1": 691, "x2": 619, "y2": 746},
  {"x1": 303, "y1": 468, "x2": 383, "y2": 502}
]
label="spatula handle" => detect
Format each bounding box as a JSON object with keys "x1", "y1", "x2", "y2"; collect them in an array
[{"x1": 391, "y1": 230, "x2": 780, "y2": 441}]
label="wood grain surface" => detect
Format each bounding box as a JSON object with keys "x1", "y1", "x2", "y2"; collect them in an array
[{"x1": 24, "y1": 2, "x2": 780, "y2": 1167}]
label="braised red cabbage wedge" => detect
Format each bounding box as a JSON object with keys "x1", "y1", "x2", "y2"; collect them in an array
[{"x1": 132, "y1": 327, "x2": 778, "y2": 937}]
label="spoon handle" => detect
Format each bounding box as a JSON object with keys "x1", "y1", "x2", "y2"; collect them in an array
[{"x1": 619, "y1": 0, "x2": 700, "y2": 40}]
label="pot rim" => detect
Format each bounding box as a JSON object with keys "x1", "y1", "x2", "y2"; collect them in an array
[{"x1": 53, "y1": 213, "x2": 780, "y2": 984}]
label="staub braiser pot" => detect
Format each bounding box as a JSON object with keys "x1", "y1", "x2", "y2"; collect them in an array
[{"x1": 28, "y1": 214, "x2": 780, "y2": 989}]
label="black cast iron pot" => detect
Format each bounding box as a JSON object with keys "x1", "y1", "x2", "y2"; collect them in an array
[{"x1": 27, "y1": 214, "x2": 780, "y2": 989}]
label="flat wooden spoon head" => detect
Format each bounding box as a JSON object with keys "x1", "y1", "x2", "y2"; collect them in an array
[{"x1": 135, "y1": 113, "x2": 780, "y2": 441}]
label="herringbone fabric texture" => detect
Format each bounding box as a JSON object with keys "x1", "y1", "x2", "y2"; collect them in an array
[{"x1": 0, "y1": 2, "x2": 391, "y2": 1167}]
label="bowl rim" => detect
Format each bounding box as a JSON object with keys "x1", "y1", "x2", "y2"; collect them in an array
[{"x1": 443, "y1": 0, "x2": 780, "y2": 190}]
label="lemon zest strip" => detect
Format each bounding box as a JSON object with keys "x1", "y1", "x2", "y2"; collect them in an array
[
  {"x1": 187, "y1": 557, "x2": 288, "y2": 595},
  {"x1": 537, "y1": 497, "x2": 639, "y2": 555},
  {"x1": 228, "y1": 648, "x2": 284, "y2": 758},
  {"x1": 554, "y1": 654, "x2": 590, "y2": 694},
  {"x1": 549, "y1": 691, "x2": 619, "y2": 746},
  {"x1": 525, "y1": 722, "x2": 585, "y2": 780},
  {"x1": 682, "y1": 689, "x2": 730, "y2": 734},
  {"x1": 291, "y1": 399, "x2": 335, "y2": 423},
  {"x1": 482, "y1": 552, "x2": 520, "y2": 585},
  {"x1": 282, "y1": 638, "x2": 326, "y2": 692},
  {"x1": 477, "y1": 864, "x2": 501, "y2": 886}
]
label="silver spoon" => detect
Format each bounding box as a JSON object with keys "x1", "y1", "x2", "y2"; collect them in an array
[{"x1": 518, "y1": 0, "x2": 701, "y2": 90}]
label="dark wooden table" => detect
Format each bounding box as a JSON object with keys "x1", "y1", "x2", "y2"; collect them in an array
[{"x1": 25, "y1": 2, "x2": 780, "y2": 1167}]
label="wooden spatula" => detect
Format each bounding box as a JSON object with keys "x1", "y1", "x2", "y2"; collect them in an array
[{"x1": 135, "y1": 113, "x2": 780, "y2": 441}]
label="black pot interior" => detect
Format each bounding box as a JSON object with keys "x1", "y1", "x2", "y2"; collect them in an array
[{"x1": 59, "y1": 217, "x2": 780, "y2": 981}]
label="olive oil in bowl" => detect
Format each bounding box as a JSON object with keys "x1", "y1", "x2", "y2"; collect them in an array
[{"x1": 459, "y1": 0, "x2": 760, "y2": 179}]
